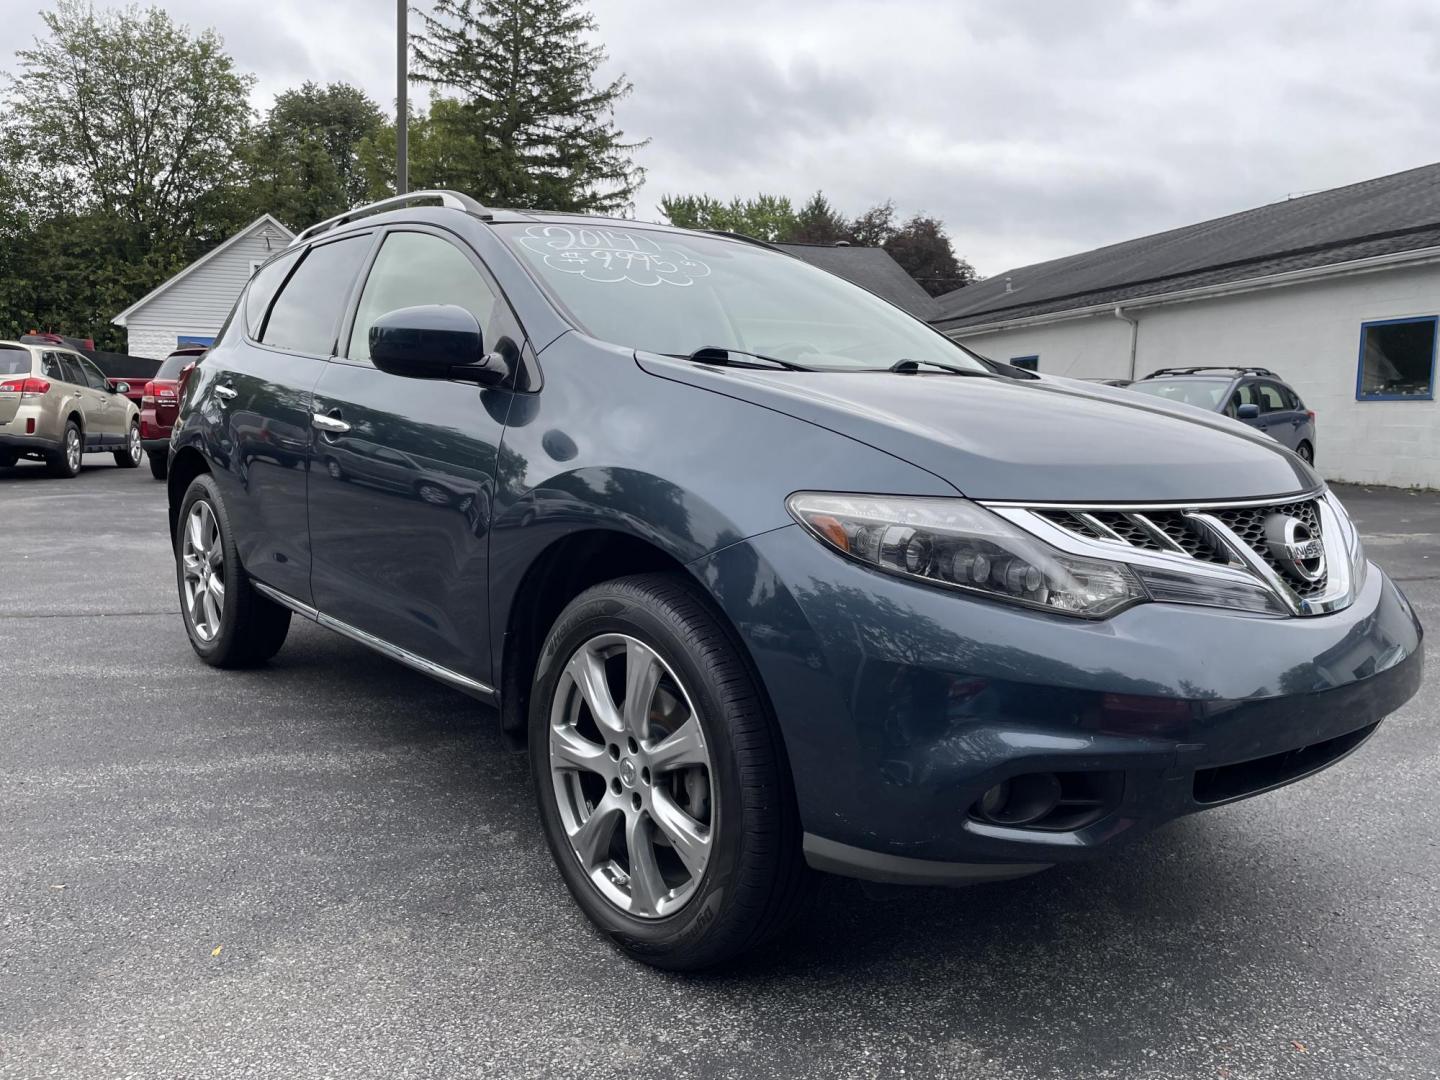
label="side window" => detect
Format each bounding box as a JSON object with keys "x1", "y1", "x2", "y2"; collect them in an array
[
  {"x1": 1226, "y1": 383, "x2": 1256, "y2": 417},
  {"x1": 40, "y1": 353, "x2": 65, "y2": 381},
  {"x1": 1256, "y1": 382, "x2": 1287, "y2": 412},
  {"x1": 260, "y1": 236, "x2": 371, "y2": 356},
  {"x1": 76, "y1": 356, "x2": 109, "y2": 390},
  {"x1": 245, "y1": 249, "x2": 302, "y2": 338},
  {"x1": 56, "y1": 353, "x2": 87, "y2": 387},
  {"x1": 347, "y1": 231, "x2": 500, "y2": 364}
]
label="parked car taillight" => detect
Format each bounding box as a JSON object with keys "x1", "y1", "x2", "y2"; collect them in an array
[
  {"x1": 141, "y1": 380, "x2": 156, "y2": 406},
  {"x1": 0, "y1": 377, "x2": 51, "y2": 397},
  {"x1": 1306, "y1": 410, "x2": 1316, "y2": 422}
]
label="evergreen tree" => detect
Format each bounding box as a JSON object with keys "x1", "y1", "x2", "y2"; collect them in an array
[
  {"x1": 411, "y1": 0, "x2": 644, "y2": 212},
  {"x1": 788, "y1": 192, "x2": 848, "y2": 245}
]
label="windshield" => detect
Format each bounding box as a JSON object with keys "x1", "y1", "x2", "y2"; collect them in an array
[
  {"x1": 497, "y1": 223, "x2": 987, "y2": 372},
  {"x1": 0, "y1": 348, "x2": 30, "y2": 376},
  {"x1": 1127, "y1": 377, "x2": 1229, "y2": 410}
]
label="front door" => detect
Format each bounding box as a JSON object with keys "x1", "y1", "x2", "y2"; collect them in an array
[
  {"x1": 66, "y1": 354, "x2": 120, "y2": 446},
  {"x1": 1255, "y1": 380, "x2": 1302, "y2": 451},
  {"x1": 308, "y1": 227, "x2": 517, "y2": 685}
]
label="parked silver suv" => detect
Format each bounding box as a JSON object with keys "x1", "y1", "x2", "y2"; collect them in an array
[{"x1": 0, "y1": 341, "x2": 142, "y2": 476}]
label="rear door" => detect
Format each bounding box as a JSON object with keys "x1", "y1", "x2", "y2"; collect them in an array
[
  {"x1": 308, "y1": 226, "x2": 518, "y2": 685},
  {"x1": 53, "y1": 353, "x2": 106, "y2": 447},
  {"x1": 210, "y1": 233, "x2": 375, "y2": 604}
]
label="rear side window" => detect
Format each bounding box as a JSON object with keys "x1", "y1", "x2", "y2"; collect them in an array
[
  {"x1": 39, "y1": 354, "x2": 63, "y2": 380},
  {"x1": 347, "y1": 232, "x2": 500, "y2": 363},
  {"x1": 261, "y1": 237, "x2": 371, "y2": 356},
  {"x1": 55, "y1": 354, "x2": 87, "y2": 386},
  {"x1": 0, "y1": 348, "x2": 30, "y2": 376},
  {"x1": 244, "y1": 249, "x2": 302, "y2": 338},
  {"x1": 1256, "y1": 382, "x2": 1288, "y2": 412}
]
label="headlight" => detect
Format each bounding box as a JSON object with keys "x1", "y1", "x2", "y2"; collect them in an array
[{"x1": 787, "y1": 493, "x2": 1147, "y2": 618}]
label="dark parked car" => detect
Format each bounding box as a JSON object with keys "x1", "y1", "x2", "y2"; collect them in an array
[
  {"x1": 1127, "y1": 366, "x2": 1317, "y2": 462},
  {"x1": 166, "y1": 192, "x2": 1422, "y2": 970}
]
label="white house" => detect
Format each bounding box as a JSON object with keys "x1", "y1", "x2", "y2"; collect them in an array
[
  {"x1": 112, "y1": 215, "x2": 294, "y2": 359},
  {"x1": 932, "y1": 163, "x2": 1440, "y2": 489}
]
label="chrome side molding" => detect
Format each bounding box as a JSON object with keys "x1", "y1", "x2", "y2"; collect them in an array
[{"x1": 251, "y1": 580, "x2": 498, "y2": 702}]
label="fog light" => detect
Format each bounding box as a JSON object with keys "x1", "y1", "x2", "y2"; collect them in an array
[{"x1": 974, "y1": 772, "x2": 1062, "y2": 826}]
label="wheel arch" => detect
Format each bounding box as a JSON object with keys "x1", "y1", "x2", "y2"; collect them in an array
[{"x1": 167, "y1": 446, "x2": 211, "y2": 543}]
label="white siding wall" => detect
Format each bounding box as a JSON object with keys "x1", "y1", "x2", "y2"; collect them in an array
[
  {"x1": 122, "y1": 220, "x2": 289, "y2": 358},
  {"x1": 953, "y1": 264, "x2": 1440, "y2": 489}
]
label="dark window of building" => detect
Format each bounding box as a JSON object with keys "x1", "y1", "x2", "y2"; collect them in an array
[{"x1": 1357, "y1": 317, "x2": 1436, "y2": 400}]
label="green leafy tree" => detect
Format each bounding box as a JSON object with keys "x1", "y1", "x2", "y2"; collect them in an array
[
  {"x1": 246, "y1": 82, "x2": 387, "y2": 230},
  {"x1": 657, "y1": 193, "x2": 797, "y2": 241},
  {"x1": 1, "y1": 2, "x2": 254, "y2": 347},
  {"x1": 410, "y1": 0, "x2": 644, "y2": 212},
  {"x1": 883, "y1": 214, "x2": 978, "y2": 297},
  {"x1": 847, "y1": 201, "x2": 898, "y2": 248}
]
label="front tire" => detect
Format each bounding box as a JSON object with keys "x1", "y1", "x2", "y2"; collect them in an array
[
  {"x1": 115, "y1": 420, "x2": 142, "y2": 468},
  {"x1": 176, "y1": 473, "x2": 292, "y2": 668},
  {"x1": 1297, "y1": 440, "x2": 1314, "y2": 465},
  {"x1": 529, "y1": 573, "x2": 806, "y2": 970}
]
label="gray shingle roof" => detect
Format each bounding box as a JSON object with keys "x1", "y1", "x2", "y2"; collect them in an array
[
  {"x1": 933, "y1": 161, "x2": 1440, "y2": 331},
  {"x1": 776, "y1": 243, "x2": 938, "y2": 319}
]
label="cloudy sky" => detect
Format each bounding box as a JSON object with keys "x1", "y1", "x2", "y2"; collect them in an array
[{"x1": 3, "y1": 0, "x2": 1438, "y2": 275}]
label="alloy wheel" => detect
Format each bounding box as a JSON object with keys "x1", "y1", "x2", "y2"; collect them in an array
[
  {"x1": 181, "y1": 501, "x2": 226, "y2": 642},
  {"x1": 127, "y1": 424, "x2": 141, "y2": 465},
  {"x1": 548, "y1": 633, "x2": 715, "y2": 919},
  {"x1": 65, "y1": 428, "x2": 81, "y2": 472}
]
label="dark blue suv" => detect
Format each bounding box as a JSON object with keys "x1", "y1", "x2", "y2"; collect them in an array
[
  {"x1": 167, "y1": 192, "x2": 1421, "y2": 969},
  {"x1": 1127, "y1": 366, "x2": 1317, "y2": 463}
]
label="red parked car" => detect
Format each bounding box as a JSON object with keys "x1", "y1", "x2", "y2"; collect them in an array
[{"x1": 140, "y1": 346, "x2": 204, "y2": 479}]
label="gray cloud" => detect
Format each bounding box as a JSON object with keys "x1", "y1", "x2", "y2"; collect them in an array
[{"x1": 3, "y1": 0, "x2": 1438, "y2": 275}]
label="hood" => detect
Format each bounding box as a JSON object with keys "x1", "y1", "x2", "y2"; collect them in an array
[{"x1": 636, "y1": 356, "x2": 1318, "y2": 503}]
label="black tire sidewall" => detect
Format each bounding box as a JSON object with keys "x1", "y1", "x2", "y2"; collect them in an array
[
  {"x1": 50, "y1": 421, "x2": 81, "y2": 478},
  {"x1": 529, "y1": 578, "x2": 769, "y2": 965},
  {"x1": 149, "y1": 449, "x2": 169, "y2": 480},
  {"x1": 175, "y1": 474, "x2": 246, "y2": 661}
]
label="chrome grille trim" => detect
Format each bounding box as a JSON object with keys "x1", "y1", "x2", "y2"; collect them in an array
[{"x1": 984, "y1": 489, "x2": 1362, "y2": 617}]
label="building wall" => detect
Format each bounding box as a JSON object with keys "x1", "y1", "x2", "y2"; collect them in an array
[
  {"x1": 120, "y1": 220, "x2": 290, "y2": 359},
  {"x1": 952, "y1": 264, "x2": 1440, "y2": 488}
]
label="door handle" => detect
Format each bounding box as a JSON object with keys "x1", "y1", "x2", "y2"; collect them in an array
[
  {"x1": 312, "y1": 412, "x2": 351, "y2": 434},
  {"x1": 214, "y1": 384, "x2": 237, "y2": 401}
]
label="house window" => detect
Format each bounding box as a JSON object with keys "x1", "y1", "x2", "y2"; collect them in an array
[
  {"x1": 1010, "y1": 355, "x2": 1039, "y2": 371},
  {"x1": 1356, "y1": 317, "x2": 1436, "y2": 400}
]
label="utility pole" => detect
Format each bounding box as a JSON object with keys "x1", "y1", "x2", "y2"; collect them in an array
[{"x1": 396, "y1": 0, "x2": 408, "y2": 195}]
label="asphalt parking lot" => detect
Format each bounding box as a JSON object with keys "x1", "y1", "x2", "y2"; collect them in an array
[{"x1": 1, "y1": 456, "x2": 1436, "y2": 1080}]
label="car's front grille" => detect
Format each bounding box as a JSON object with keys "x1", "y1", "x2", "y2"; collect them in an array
[{"x1": 1027, "y1": 494, "x2": 1339, "y2": 606}]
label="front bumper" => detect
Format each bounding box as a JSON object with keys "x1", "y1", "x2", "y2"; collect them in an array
[{"x1": 690, "y1": 524, "x2": 1423, "y2": 881}]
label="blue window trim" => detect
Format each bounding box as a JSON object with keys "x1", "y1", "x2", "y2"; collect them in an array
[
  {"x1": 1010, "y1": 354, "x2": 1039, "y2": 371},
  {"x1": 1355, "y1": 315, "x2": 1437, "y2": 402}
]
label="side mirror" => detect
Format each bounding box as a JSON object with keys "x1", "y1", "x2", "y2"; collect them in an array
[
  {"x1": 113, "y1": 381, "x2": 130, "y2": 395},
  {"x1": 370, "y1": 304, "x2": 509, "y2": 386},
  {"x1": 1236, "y1": 403, "x2": 1261, "y2": 419}
]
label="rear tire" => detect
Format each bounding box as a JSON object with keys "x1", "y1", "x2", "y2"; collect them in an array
[
  {"x1": 529, "y1": 573, "x2": 807, "y2": 971},
  {"x1": 148, "y1": 448, "x2": 169, "y2": 480},
  {"x1": 176, "y1": 473, "x2": 292, "y2": 668},
  {"x1": 1297, "y1": 441, "x2": 1314, "y2": 465},
  {"x1": 46, "y1": 420, "x2": 82, "y2": 478},
  {"x1": 114, "y1": 420, "x2": 142, "y2": 468}
]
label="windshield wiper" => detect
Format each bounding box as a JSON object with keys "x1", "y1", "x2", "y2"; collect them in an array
[
  {"x1": 887, "y1": 358, "x2": 993, "y2": 376},
  {"x1": 675, "y1": 346, "x2": 813, "y2": 372}
]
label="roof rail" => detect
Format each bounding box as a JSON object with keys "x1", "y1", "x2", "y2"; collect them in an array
[
  {"x1": 1145, "y1": 365, "x2": 1277, "y2": 379},
  {"x1": 290, "y1": 190, "x2": 492, "y2": 246}
]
